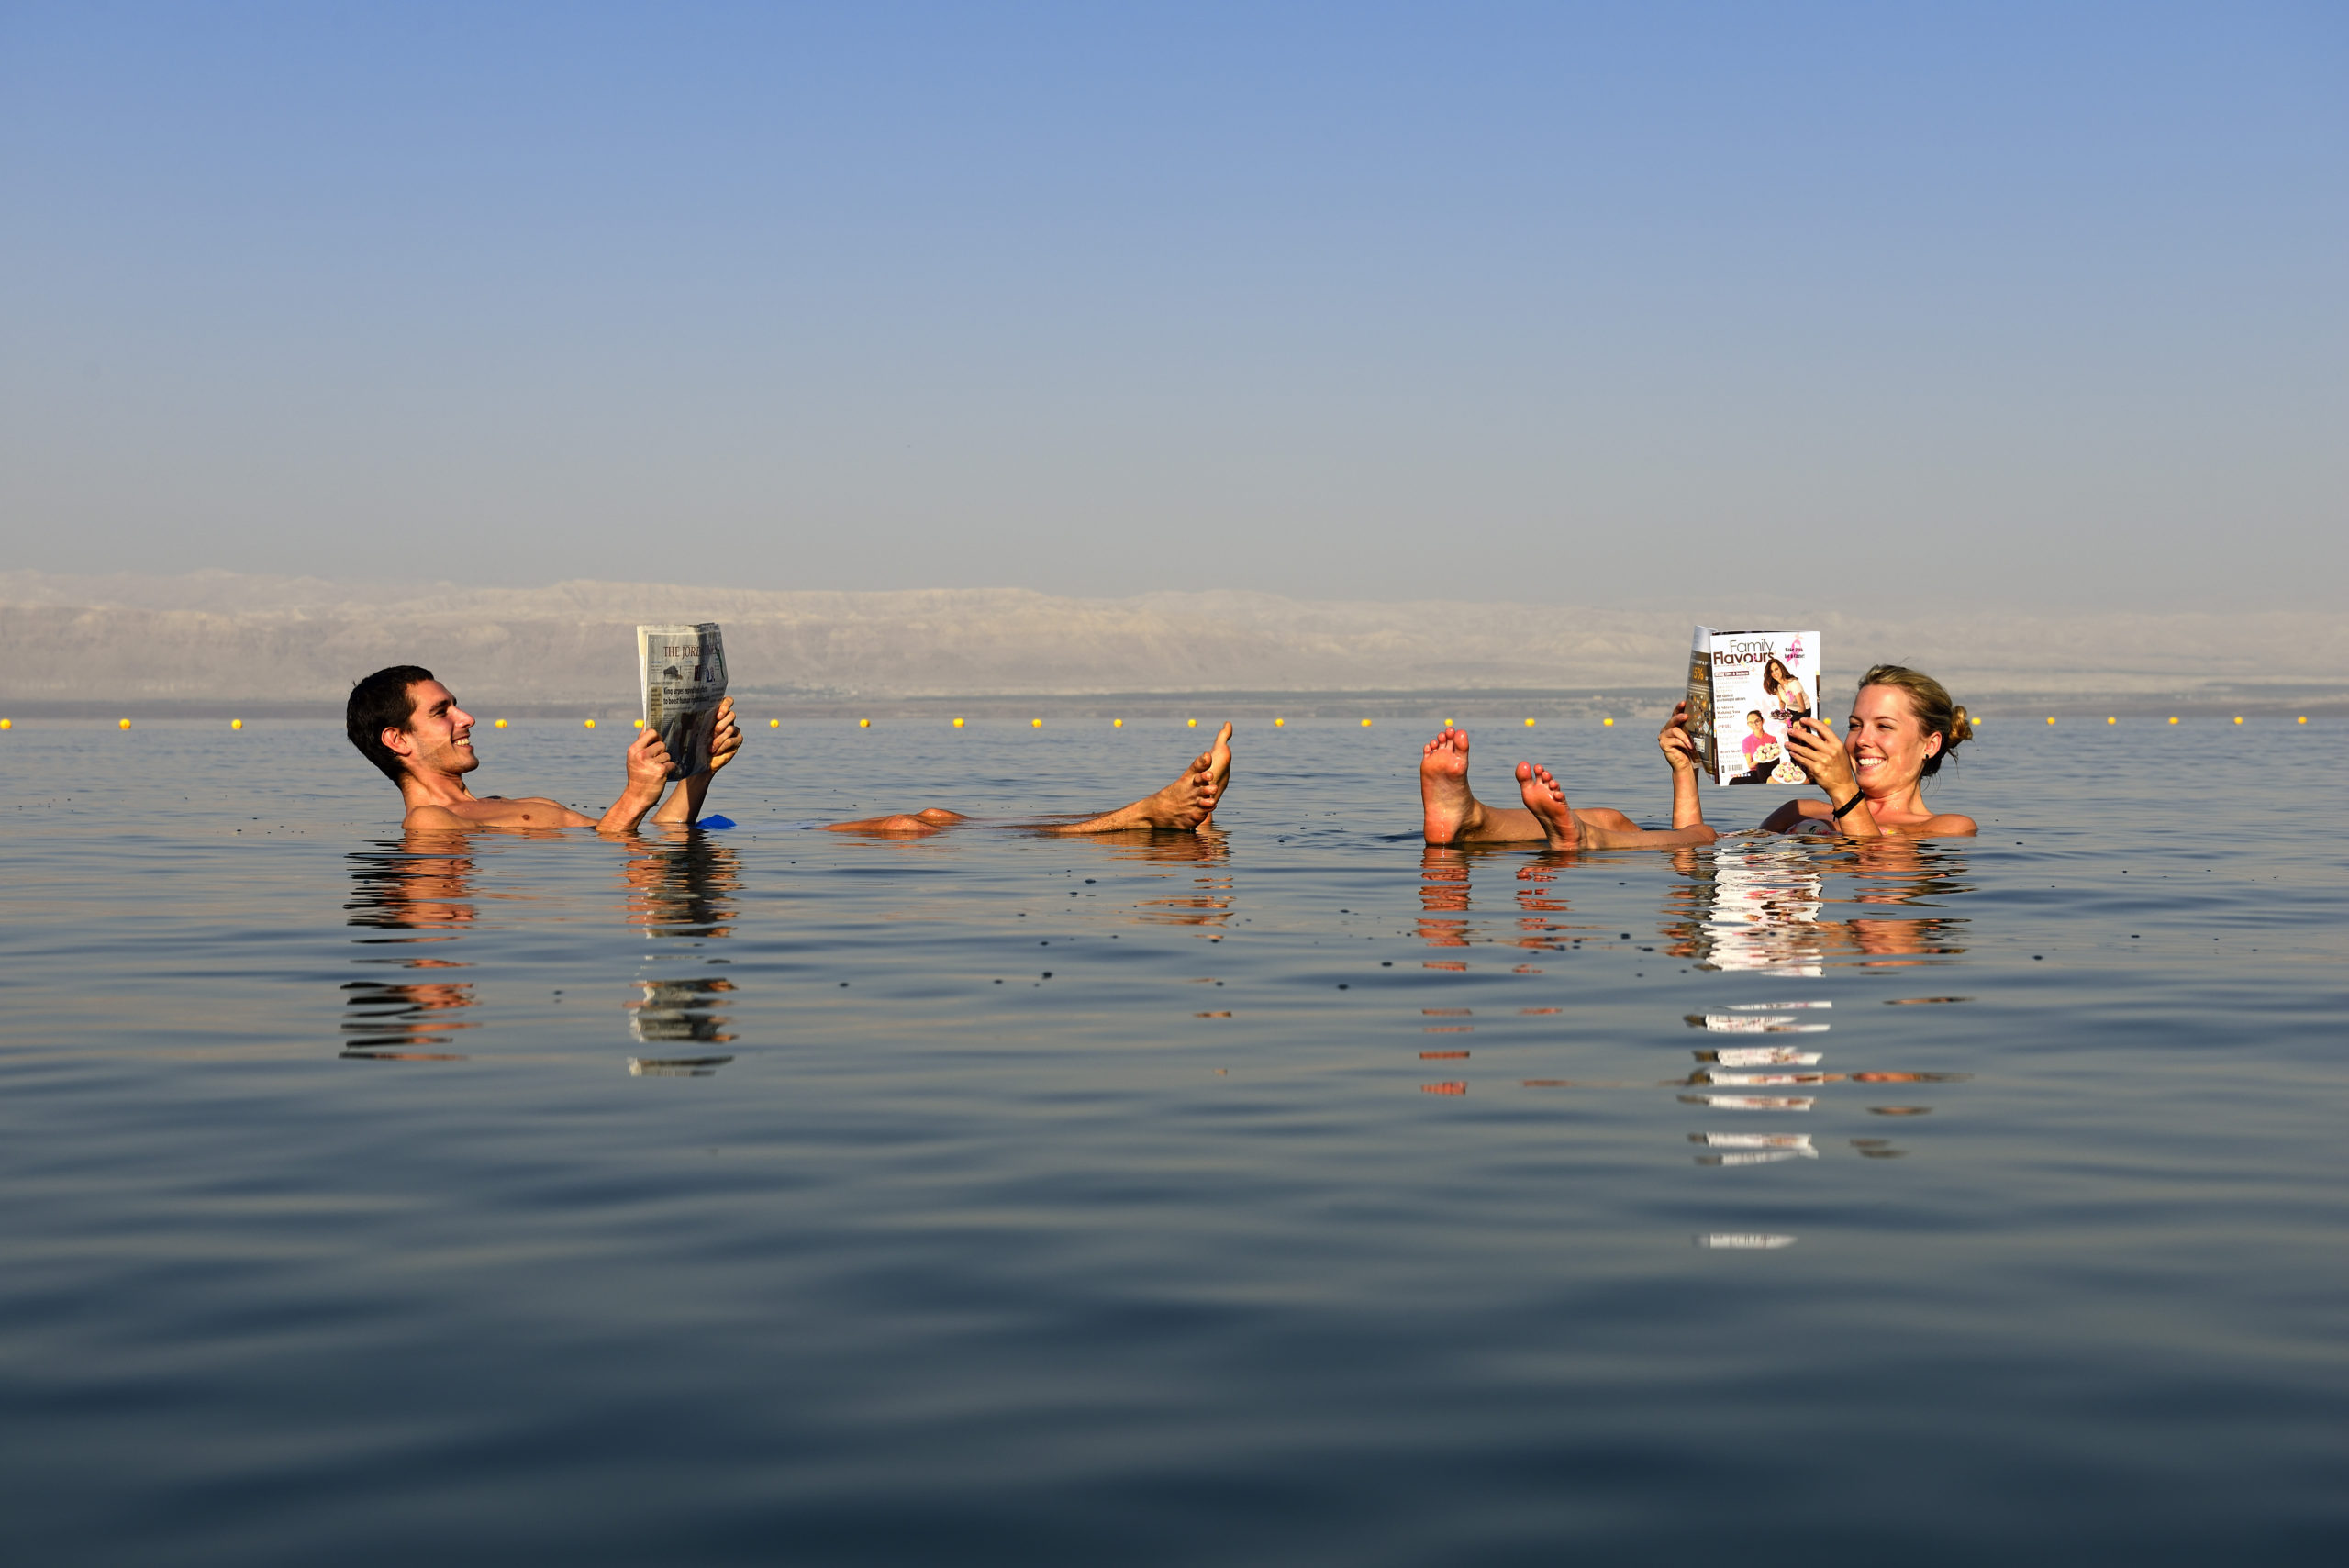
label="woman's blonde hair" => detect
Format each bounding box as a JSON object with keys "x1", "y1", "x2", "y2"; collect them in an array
[{"x1": 1858, "y1": 664, "x2": 1973, "y2": 779}]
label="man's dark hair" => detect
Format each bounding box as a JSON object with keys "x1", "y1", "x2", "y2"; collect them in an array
[{"x1": 347, "y1": 665, "x2": 435, "y2": 782}]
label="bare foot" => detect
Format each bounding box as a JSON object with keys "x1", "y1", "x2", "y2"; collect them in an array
[
  {"x1": 1419, "y1": 729, "x2": 1548, "y2": 842},
  {"x1": 1198, "y1": 720, "x2": 1234, "y2": 828},
  {"x1": 915, "y1": 808, "x2": 968, "y2": 824},
  {"x1": 1048, "y1": 723, "x2": 1233, "y2": 833},
  {"x1": 1516, "y1": 762, "x2": 1582, "y2": 850},
  {"x1": 1420, "y1": 728, "x2": 1477, "y2": 844}
]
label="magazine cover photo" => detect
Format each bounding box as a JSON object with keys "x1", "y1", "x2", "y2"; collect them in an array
[{"x1": 1686, "y1": 627, "x2": 1821, "y2": 787}]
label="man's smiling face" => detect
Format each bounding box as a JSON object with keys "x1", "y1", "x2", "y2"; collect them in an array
[{"x1": 391, "y1": 679, "x2": 479, "y2": 778}]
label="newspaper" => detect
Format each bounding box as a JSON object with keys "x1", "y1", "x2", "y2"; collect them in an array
[
  {"x1": 637, "y1": 623, "x2": 729, "y2": 781},
  {"x1": 1683, "y1": 626, "x2": 1822, "y2": 787}
]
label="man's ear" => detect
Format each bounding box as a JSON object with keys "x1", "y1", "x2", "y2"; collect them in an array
[{"x1": 383, "y1": 726, "x2": 416, "y2": 760}]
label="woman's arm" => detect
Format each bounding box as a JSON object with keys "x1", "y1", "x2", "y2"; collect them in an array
[
  {"x1": 1658, "y1": 701, "x2": 1709, "y2": 830},
  {"x1": 1780, "y1": 718, "x2": 1882, "y2": 837}
]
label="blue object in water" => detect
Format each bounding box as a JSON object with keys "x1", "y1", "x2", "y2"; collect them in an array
[{"x1": 695, "y1": 814, "x2": 737, "y2": 830}]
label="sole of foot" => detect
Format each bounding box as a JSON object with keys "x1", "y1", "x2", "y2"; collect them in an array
[
  {"x1": 1420, "y1": 728, "x2": 1475, "y2": 844},
  {"x1": 1515, "y1": 761, "x2": 1579, "y2": 849}
]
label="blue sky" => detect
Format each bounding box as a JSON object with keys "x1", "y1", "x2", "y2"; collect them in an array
[{"x1": 3, "y1": 2, "x2": 2342, "y2": 607}]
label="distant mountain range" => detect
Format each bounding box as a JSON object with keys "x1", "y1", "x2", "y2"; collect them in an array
[{"x1": 2, "y1": 570, "x2": 2340, "y2": 710}]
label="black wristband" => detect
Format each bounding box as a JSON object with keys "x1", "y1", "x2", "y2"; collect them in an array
[{"x1": 1831, "y1": 793, "x2": 1866, "y2": 820}]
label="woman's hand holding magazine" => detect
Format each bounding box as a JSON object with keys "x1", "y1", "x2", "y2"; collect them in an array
[
  {"x1": 1783, "y1": 717, "x2": 1880, "y2": 836},
  {"x1": 1658, "y1": 701, "x2": 1702, "y2": 774}
]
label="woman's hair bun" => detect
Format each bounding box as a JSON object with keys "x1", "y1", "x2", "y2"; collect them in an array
[{"x1": 1948, "y1": 704, "x2": 1975, "y2": 746}]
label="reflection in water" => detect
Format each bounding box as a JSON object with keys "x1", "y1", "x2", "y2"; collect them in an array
[
  {"x1": 342, "y1": 840, "x2": 481, "y2": 1060},
  {"x1": 1406, "y1": 839, "x2": 1971, "y2": 976},
  {"x1": 1110, "y1": 830, "x2": 1234, "y2": 931},
  {"x1": 1416, "y1": 847, "x2": 1592, "y2": 957},
  {"x1": 339, "y1": 976, "x2": 475, "y2": 1060},
  {"x1": 340, "y1": 831, "x2": 750, "y2": 1066},
  {"x1": 1697, "y1": 1045, "x2": 1823, "y2": 1067},
  {"x1": 347, "y1": 840, "x2": 480, "y2": 937},
  {"x1": 623, "y1": 834, "x2": 745, "y2": 1071},
  {"x1": 629, "y1": 1053, "x2": 734, "y2": 1077},
  {"x1": 628, "y1": 979, "x2": 736, "y2": 1045},
  {"x1": 621, "y1": 837, "x2": 744, "y2": 941},
  {"x1": 1687, "y1": 1012, "x2": 1831, "y2": 1034},
  {"x1": 1396, "y1": 841, "x2": 1977, "y2": 1160},
  {"x1": 1662, "y1": 836, "x2": 1973, "y2": 973}
]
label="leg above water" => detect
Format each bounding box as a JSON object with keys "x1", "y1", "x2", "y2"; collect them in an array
[
  {"x1": 1420, "y1": 728, "x2": 1546, "y2": 844},
  {"x1": 1515, "y1": 762, "x2": 1583, "y2": 850},
  {"x1": 1043, "y1": 723, "x2": 1234, "y2": 834}
]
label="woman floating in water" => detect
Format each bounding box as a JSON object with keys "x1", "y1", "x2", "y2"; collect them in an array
[{"x1": 1422, "y1": 664, "x2": 1975, "y2": 847}]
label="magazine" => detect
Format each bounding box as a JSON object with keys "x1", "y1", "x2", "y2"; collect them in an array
[
  {"x1": 1682, "y1": 626, "x2": 1822, "y2": 787},
  {"x1": 637, "y1": 623, "x2": 729, "y2": 781}
]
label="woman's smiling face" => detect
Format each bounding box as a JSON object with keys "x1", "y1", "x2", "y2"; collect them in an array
[{"x1": 1847, "y1": 684, "x2": 1941, "y2": 794}]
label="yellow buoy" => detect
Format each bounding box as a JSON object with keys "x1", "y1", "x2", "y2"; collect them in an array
[
  {"x1": 119, "y1": 718, "x2": 131, "y2": 729},
  {"x1": 1524, "y1": 717, "x2": 1535, "y2": 728},
  {"x1": 633, "y1": 719, "x2": 645, "y2": 728},
  {"x1": 584, "y1": 718, "x2": 596, "y2": 728},
  {"x1": 1361, "y1": 718, "x2": 1373, "y2": 728},
  {"x1": 2299, "y1": 716, "x2": 2308, "y2": 724},
  {"x1": 2168, "y1": 717, "x2": 2179, "y2": 725},
  {"x1": 769, "y1": 718, "x2": 780, "y2": 728},
  {"x1": 1031, "y1": 717, "x2": 1042, "y2": 728},
  {"x1": 1187, "y1": 718, "x2": 1197, "y2": 728},
  {"x1": 953, "y1": 717, "x2": 964, "y2": 728},
  {"x1": 1274, "y1": 717, "x2": 1284, "y2": 728},
  {"x1": 1602, "y1": 717, "x2": 1614, "y2": 728},
  {"x1": 2107, "y1": 717, "x2": 2116, "y2": 725},
  {"x1": 230, "y1": 719, "x2": 243, "y2": 730},
  {"x1": 495, "y1": 718, "x2": 507, "y2": 728},
  {"x1": 859, "y1": 718, "x2": 871, "y2": 728},
  {"x1": 2232, "y1": 716, "x2": 2243, "y2": 725},
  {"x1": 1112, "y1": 718, "x2": 1123, "y2": 728},
  {"x1": 0, "y1": 718, "x2": 10, "y2": 730},
  {"x1": 1442, "y1": 718, "x2": 1453, "y2": 728},
  {"x1": 2046, "y1": 717, "x2": 2055, "y2": 725}
]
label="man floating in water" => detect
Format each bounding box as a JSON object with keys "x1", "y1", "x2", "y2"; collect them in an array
[
  {"x1": 346, "y1": 665, "x2": 740, "y2": 832},
  {"x1": 347, "y1": 663, "x2": 1232, "y2": 837},
  {"x1": 824, "y1": 721, "x2": 1234, "y2": 836}
]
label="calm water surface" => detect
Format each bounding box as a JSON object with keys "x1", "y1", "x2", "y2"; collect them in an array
[{"x1": 3, "y1": 716, "x2": 2344, "y2": 1563}]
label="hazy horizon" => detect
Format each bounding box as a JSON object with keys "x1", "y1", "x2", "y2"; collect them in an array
[
  {"x1": 5, "y1": 5, "x2": 2344, "y2": 614},
  {"x1": 5, "y1": 568, "x2": 2341, "y2": 710}
]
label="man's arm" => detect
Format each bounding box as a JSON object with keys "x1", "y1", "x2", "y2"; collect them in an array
[
  {"x1": 596, "y1": 728, "x2": 676, "y2": 835},
  {"x1": 651, "y1": 698, "x2": 740, "y2": 826}
]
